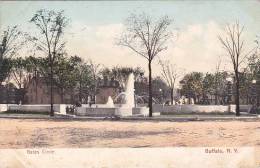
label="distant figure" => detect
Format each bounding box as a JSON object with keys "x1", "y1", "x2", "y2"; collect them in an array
[
  {"x1": 89, "y1": 101, "x2": 92, "y2": 108},
  {"x1": 178, "y1": 98, "x2": 183, "y2": 105},
  {"x1": 66, "y1": 106, "x2": 69, "y2": 113},
  {"x1": 75, "y1": 101, "x2": 82, "y2": 107},
  {"x1": 165, "y1": 100, "x2": 170, "y2": 106},
  {"x1": 87, "y1": 96, "x2": 93, "y2": 107},
  {"x1": 184, "y1": 98, "x2": 189, "y2": 104},
  {"x1": 190, "y1": 98, "x2": 194, "y2": 105}
]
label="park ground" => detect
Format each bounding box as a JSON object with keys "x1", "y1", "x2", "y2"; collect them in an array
[{"x1": 0, "y1": 118, "x2": 260, "y2": 148}]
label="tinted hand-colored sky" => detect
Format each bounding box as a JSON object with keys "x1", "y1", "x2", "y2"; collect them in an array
[{"x1": 1, "y1": 0, "x2": 260, "y2": 77}]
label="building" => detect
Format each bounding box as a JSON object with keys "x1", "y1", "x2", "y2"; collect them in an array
[
  {"x1": 25, "y1": 76, "x2": 72, "y2": 104},
  {"x1": 0, "y1": 83, "x2": 19, "y2": 104},
  {"x1": 24, "y1": 75, "x2": 121, "y2": 105},
  {"x1": 95, "y1": 77, "x2": 120, "y2": 104}
]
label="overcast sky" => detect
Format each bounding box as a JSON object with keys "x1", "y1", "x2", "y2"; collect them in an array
[{"x1": 1, "y1": 0, "x2": 260, "y2": 77}]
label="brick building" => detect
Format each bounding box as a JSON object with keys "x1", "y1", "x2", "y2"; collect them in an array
[
  {"x1": 24, "y1": 77, "x2": 72, "y2": 104},
  {"x1": 95, "y1": 77, "x2": 120, "y2": 104},
  {"x1": 0, "y1": 83, "x2": 19, "y2": 104},
  {"x1": 24, "y1": 76, "x2": 121, "y2": 105}
]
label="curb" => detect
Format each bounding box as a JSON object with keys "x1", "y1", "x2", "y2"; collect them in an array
[{"x1": 0, "y1": 114, "x2": 260, "y2": 122}]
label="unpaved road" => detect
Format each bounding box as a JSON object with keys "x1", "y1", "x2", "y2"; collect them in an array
[{"x1": 0, "y1": 118, "x2": 260, "y2": 148}]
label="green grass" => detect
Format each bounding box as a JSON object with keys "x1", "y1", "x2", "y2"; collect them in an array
[{"x1": 1, "y1": 110, "x2": 49, "y2": 115}]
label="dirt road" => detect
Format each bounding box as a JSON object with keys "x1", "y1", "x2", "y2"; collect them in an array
[{"x1": 0, "y1": 118, "x2": 259, "y2": 148}]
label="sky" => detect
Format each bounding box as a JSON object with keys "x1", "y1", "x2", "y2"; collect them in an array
[{"x1": 0, "y1": 0, "x2": 260, "y2": 78}]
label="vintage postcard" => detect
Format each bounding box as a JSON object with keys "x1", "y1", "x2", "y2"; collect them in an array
[{"x1": 0, "y1": 0, "x2": 260, "y2": 167}]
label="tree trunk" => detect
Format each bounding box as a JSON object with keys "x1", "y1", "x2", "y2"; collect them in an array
[
  {"x1": 148, "y1": 60, "x2": 153, "y2": 117},
  {"x1": 50, "y1": 61, "x2": 54, "y2": 116},
  {"x1": 170, "y1": 88, "x2": 174, "y2": 105},
  {"x1": 202, "y1": 93, "x2": 205, "y2": 104},
  {"x1": 257, "y1": 95, "x2": 260, "y2": 110},
  {"x1": 79, "y1": 80, "x2": 82, "y2": 103},
  {"x1": 6, "y1": 85, "x2": 9, "y2": 104},
  {"x1": 214, "y1": 92, "x2": 218, "y2": 105},
  {"x1": 70, "y1": 88, "x2": 74, "y2": 104},
  {"x1": 35, "y1": 70, "x2": 38, "y2": 103},
  {"x1": 19, "y1": 71, "x2": 22, "y2": 104},
  {"x1": 235, "y1": 74, "x2": 240, "y2": 116},
  {"x1": 60, "y1": 88, "x2": 64, "y2": 104},
  {"x1": 93, "y1": 76, "x2": 97, "y2": 104},
  {"x1": 93, "y1": 88, "x2": 96, "y2": 104}
]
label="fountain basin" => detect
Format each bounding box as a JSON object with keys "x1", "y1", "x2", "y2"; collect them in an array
[
  {"x1": 75, "y1": 107, "x2": 149, "y2": 117},
  {"x1": 76, "y1": 107, "x2": 116, "y2": 116},
  {"x1": 132, "y1": 107, "x2": 149, "y2": 116}
]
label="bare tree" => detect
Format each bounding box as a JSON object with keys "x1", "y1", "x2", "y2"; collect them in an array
[
  {"x1": 10, "y1": 57, "x2": 28, "y2": 89},
  {"x1": 0, "y1": 26, "x2": 25, "y2": 83},
  {"x1": 10, "y1": 57, "x2": 31, "y2": 103},
  {"x1": 118, "y1": 13, "x2": 173, "y2": 117},
  {"x1": 218, "y1": 22, "x2": 245, "y2": 116},
  {"x1": 88, "y1": 59, "x2": 101, "y2": 104},
  {"x1": 213, "y1": 56, "x2": 222, "y2": 105},
  {"x1": 0, "y1": 26, "x2": 25, "y2": 58},
  {"x1": 29, "y1": 9, "x2": 69, "y2": 116},
  {"x1": 159, "y1": 59, "x2": 183, "y2": 105}
]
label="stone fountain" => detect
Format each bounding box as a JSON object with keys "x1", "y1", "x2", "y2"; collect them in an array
[{"x1": 75, "y1": 73, "x2": 149, "y2": 117}]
